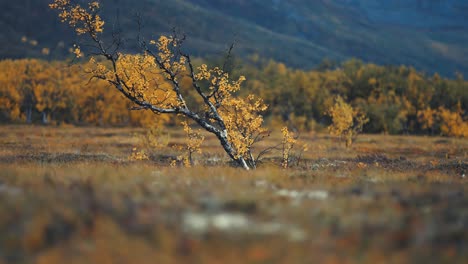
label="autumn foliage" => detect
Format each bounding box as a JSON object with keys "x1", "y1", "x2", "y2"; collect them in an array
[
  {"x1": 48, "y1": 0, "x2": 269, "y2": 169},
  {"x1": 0, "y1": 58, "x2": 164, "y2": 126},
  {"x1": 0, "y1": 2, "x2": 466, "y2": 144},
  {"x1": 0, "y1": 57, "x2": 466, "y2": 139},
  {"x1": 327, "y1": 96, "x2": 368, "y2": 147}
]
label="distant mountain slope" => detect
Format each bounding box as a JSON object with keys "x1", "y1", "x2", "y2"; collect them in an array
[{"x1": 1, "y1": 0, "x2": 467, "y2": 76}]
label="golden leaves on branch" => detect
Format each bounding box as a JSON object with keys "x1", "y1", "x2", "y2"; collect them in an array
[
  {"x1": 72, "y1": 45, "x2": 83, "y2": 58},
  {"x1": 221, "y1": 94, "x2": 267, "y2": 159},
  {"x1": 49, "y1": 0, "x2": 104, "y2": 37},
  {"x1": 195, "y1": 64, "x2": 246, "y2": 96},
  {"x1": 194, "y1": 63, "x2": 267, "y2": 162},
  {"x1": 150, "y1": 36, "x2": 186, "y2": 75},
  {"x1": 86, "y1": 53, "x2": 178, "y2": 110}
]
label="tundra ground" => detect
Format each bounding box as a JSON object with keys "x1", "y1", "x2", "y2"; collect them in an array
[{"x1": 0, "y1": 125, "x2": 466, "y2": 263}]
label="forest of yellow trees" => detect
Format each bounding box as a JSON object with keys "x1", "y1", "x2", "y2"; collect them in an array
[{"x1": 0, "y1": 57, "x2": 466, "y2": 137}]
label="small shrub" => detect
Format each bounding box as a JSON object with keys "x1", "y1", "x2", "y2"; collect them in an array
[
  {"x1": 172, "y1": 120, "x2": 204, "y2": 167},
  {"x1": 128, "y1": 147, "x2": 149, "y2": 161},
  {"x1": 327, "y1": 96, "x2": 368, "y2": 147},
  {"x1": 280, "y1": 127, "x2": 308, "y2": 168}
]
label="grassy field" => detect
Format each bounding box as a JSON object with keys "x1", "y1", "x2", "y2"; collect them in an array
[{"x1": 0, "y1": 125, "x2": 467, "y2": 263}]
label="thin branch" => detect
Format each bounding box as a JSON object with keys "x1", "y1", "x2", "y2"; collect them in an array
[
  {"x1": 222, "y1": 42, "x2": 235, "y2": 73},
  {"x1": 182, "y1": 52, "x2": 226, "y2": 129}
]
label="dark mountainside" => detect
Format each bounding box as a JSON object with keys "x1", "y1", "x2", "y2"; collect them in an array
[{"x1": 1, "y1": 0, "x2": 468, "y2": 76}]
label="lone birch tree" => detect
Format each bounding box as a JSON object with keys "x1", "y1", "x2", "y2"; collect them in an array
[{"x1": 50, "y1": 0, "x2": 267, "y2": 169}]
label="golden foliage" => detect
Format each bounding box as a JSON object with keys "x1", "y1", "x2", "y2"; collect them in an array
[
  {"x1": 194, "y1": 64, "x2": 246, "y2": 102},
  {"x1": 417, "y1": 103, "x2": 467, "y2": 138},
  {"x1": 115, "y1": 53, "x2": 178, "y2": 108},
  {"x1": 0, "y1": 59, "x2": 171, "y2": 126},
  {"x1": 327, "y1": 96, "x2": 368, "y2": 147},
  {"x1": 221, "y1": 95, "x2": 268, "y2": 160},
  {"x1": 437, "y1": 104, "x2": 468, "y2": 138},
  {"x1": 173, "y1": 120, "x2": 205, "y2": 167},
  {"x1": 417, "y1": 107, "x2": 437, "y2": 131},
  {"x1": 281, "y1": 127, "x2": 296, "y2": 168},
  {"x1": 49, "y1": 0, "x2": 104, "y2": 37},
  {"x1": 0, "y1": 59, "x2": 27, "y2": 120},
  {"x1": 194, "y1": 64, "x2": 268, "y2": 162},
  {"x1": 128, "y1": 147, "x2": 149, "y2": 161},
  {"x1": 328, "y1": 96, "x2": 354, "y2": 136},
  {"x1": 151, "y1": 36, "x2": 187, "y2": 74},
  {"x1": 72, "y1": 45, "x2": 83, "y2": 58},
  {"x1": 279, "y1": 127, "x2": 308, "y2": 168}
]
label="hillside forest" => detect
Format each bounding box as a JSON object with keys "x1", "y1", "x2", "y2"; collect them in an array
[{"x1": 3, "y1": 0, "x2": 468, "y2": 77}]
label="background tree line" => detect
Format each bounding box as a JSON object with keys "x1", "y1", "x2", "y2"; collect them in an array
[{"x1": 0, "y1": 57, "x2": 466, "y2": 137}]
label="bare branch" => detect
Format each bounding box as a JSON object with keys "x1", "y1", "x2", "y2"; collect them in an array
[{"x1": 222, "y1": 42, "x2": 236, "y2": 73}]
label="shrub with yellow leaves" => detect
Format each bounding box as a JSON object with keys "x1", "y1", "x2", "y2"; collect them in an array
[
  {"x1": 327, "y1": 96, "x2": 368, "y2": 147},
  {"x1": 280, "y1": 127, "x2": 308, "y2": 168},
  {"x1": 128, "y1": 147, "x2": 149, "y2": 161},
  {"x1": 281, "y1": 127, "x2": 296, "y2": 168},
  {"x1": 172, "y1": 120, "x2": 205, "y2": 167}
]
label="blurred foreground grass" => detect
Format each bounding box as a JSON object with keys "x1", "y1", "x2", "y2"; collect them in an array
[{"x1": 0, "y1": 125, "x2": 466, "y2": 263}]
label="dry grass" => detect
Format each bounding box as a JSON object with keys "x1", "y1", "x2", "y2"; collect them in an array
[{"x1": 0, "y1": 125, "x2": 467, "y2": 263}]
